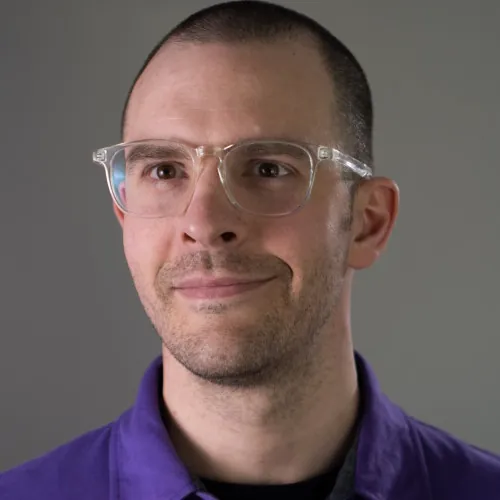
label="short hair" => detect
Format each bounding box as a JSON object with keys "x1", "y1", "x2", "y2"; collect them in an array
[{"x1": 121, "y1": 0, "x2": 373, "y2": 165}]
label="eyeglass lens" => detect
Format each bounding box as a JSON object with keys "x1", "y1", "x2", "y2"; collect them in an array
[{"x1": 110, "y1": 141, "x2": 314, "y2": 216}]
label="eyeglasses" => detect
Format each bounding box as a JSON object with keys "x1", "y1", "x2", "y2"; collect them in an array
[{"x1": 92, "y1": 139, "x2": 373, "y2": 218}]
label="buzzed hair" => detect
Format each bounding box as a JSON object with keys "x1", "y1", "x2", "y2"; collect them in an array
[{"x1": 121, "y1": 0, "x2": 374, "y2": 165}]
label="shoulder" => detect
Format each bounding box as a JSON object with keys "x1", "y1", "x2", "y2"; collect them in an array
[
  {"x1": 0, "y1": 422, "x2": 116, "y2": 500},
  {"x1": 409, "y1": 416, "x2": 500, "y2": 498}
]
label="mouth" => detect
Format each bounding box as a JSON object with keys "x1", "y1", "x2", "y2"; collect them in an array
[{"x1": 172, "y1": 276, "x2": 275, "y2": 300}]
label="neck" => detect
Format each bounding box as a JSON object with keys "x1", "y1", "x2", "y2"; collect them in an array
[{"x1": 161, "y1": 326, "x2": 359, "y2": 485}]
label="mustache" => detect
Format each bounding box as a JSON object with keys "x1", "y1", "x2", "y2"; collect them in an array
[{"x1": 157, "y1": 251, "x2": 290, "y2": 282}]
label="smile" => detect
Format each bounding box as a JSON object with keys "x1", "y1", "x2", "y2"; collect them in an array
[{"x1": 172, "y1": 276, "x2": 275, "y2": 300}]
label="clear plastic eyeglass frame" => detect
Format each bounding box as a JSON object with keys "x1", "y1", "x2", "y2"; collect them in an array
[{"x1": 92, "y1": 138, "x2": 373, "y2": 218}]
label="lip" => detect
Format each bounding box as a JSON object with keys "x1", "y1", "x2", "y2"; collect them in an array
[{"x1": 172, "y1": 276, "x2": 275, "y2": 299}]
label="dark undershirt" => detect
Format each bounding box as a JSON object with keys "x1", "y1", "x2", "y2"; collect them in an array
[{"x1": 200, "y1": 468, "x2": 339, "y2": 500}]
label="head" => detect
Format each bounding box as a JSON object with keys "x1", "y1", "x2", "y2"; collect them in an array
[{"x1": 111, "y1": 1, "x2": 398, "y2": 387}]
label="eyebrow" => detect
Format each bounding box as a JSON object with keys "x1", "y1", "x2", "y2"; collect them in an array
[
  {"x1": 243, "y1": 142, "x2": 308, "y2": 159},
  {"x1": 125, "y1": 143, "x2": 191, "y2": 164}
]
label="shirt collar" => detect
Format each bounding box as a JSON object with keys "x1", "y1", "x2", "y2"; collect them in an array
[
  {"x1": 116, "y1": 356, "x2": 198, "y2": 500},
  {"x1": 116, "y1": 353, "x2": 431, "y2": 500},
  {"x1": 353, "y1": 352, "x2": 431, "y2": 499}
]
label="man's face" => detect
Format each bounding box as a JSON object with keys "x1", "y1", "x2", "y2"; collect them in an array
[{"x1": 122, "y1": 38, "x2": 355, "y2": 386}]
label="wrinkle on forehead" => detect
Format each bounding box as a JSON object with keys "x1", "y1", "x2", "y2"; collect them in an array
[
  {"x1": 127, "y1": 106, "x2": 334, "y2": 147},
  {"x1": 125, "y1": 41, "x2": 338, "y2": 146}
]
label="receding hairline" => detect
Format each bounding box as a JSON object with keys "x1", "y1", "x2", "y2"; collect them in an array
[
  {"x1": 124, "y1": 33, "x2": 340, "y2": 139},
  {"x1": 120, "y1": 0, "x2": 373, "y2": 165}
]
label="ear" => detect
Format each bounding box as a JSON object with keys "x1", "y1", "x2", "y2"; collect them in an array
[
  {"x1": 113, "y1": 203, "x2": 125, "y2": 228},
  {"x1": 347, "y1": 177, "x2": 399, "y2": 270}
]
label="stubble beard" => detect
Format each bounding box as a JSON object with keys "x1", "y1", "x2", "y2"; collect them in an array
[{"x1": 132, "y1": 233, "x2": 349, "y2": 390}]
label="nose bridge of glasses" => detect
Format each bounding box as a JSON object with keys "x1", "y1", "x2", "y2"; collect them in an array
[
  {"x1": 190, "y1": 145, "x2": 225, "y2": 177},
  {"x1": 194, "y1": 145, "x2": 224, "y2": 161},
  {"x1": 186, "y1": 145, "x2": 227, "y2": 196}
]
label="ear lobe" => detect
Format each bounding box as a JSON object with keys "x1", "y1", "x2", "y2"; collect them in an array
[
  {"x1": 347, "y1": 177, "x2": 399, "y2": 270},
  {"x1": 112, "y1": 202, "x2": 125, "y2": 228}
]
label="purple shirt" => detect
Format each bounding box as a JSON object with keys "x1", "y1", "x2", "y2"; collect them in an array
[{"x1": 1, "y1": 353, "x2": 499, "y2": 499}]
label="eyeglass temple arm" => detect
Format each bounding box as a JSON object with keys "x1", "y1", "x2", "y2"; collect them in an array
[{"x1": 317, "y1": 146, "x2": 373, "y2": 178}]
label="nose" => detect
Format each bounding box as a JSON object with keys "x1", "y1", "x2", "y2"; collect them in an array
[{"x1": 179, "y1": 156, "x2": 248, "y2": 249}]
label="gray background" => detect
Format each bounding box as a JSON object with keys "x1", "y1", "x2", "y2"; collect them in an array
[{"x1": 0, "y1": 0, "x2": 499, "y2": 471}]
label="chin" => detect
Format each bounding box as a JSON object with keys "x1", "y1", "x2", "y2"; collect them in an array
[
  {"x1": 162, "y1": 320, "x2": 281, "y2": 384},
  {"x1": 181, "y1": 354, "x2": 276, "y2": 388}
]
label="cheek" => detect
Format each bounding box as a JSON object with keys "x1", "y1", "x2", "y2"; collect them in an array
[
  {"x1": 122, "y1": 218, "x2": 174, "y2": 284},
  {"x1": 260, "y1": 214, "x2": 332, "y2": 291},
  {"x1": 260, "y1": 189, "x2": 349, "y2": 290}
]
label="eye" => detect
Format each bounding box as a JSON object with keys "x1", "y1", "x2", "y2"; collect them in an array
[
  {"x1": 253, "y1": 161, "x2": 291, "y2": 178},
  {"x1": 148, "y1": 162, "x2": 186, "y2": 180}
]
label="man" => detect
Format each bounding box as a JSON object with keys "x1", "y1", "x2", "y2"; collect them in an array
[{"x1": 1, "y1": 1, "x2": 499, "y2": 499}]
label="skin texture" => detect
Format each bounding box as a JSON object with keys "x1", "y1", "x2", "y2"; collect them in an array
[{"x1": 116, "y1": 36, "x2": 399, "y2": 484}]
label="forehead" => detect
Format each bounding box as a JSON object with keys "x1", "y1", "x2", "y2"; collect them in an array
[{"x1": 125, "y1": 39, "x2": 337, "y2": 145}]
